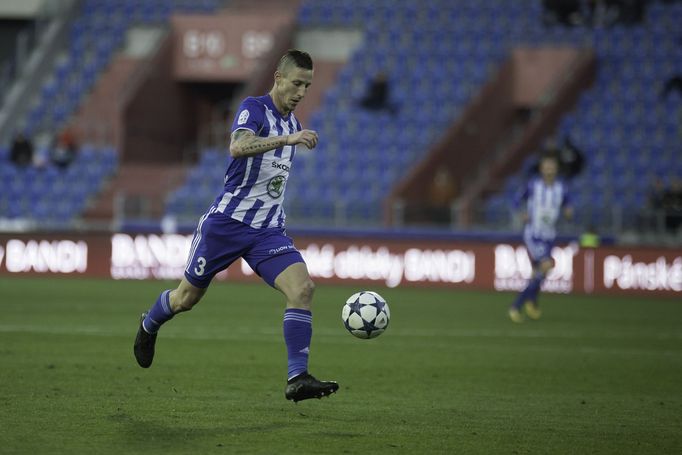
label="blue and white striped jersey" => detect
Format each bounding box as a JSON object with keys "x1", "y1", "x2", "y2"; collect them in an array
[
  {"x1": 215, "y1": 94, "x2": 302, "y2": 229},
  {"x1": 516, "y1": 177, "x2": 571, "y2": 241}
]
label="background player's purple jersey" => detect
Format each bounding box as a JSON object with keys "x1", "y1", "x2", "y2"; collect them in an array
[
  {"x1": 214, "y1": 94, "x2": 302, "y2": 229},
  {"x1": 516, "y1": 177, "x2": 571, "y2": 241}
]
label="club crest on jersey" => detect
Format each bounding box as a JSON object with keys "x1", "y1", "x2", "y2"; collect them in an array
[
  {"x1": 267, "y1": 175, "x2": 286, "y2": 198},
  {"x1": 237, "y1": 109, "x2": 249, "y2": 125}
]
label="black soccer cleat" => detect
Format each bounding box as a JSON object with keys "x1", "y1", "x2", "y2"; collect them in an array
[
  {"x1": 285, "y1": 372, "x2": 339, "y2": 402},
  {"x1": 133, "y1": 312, "x2": 157, "y2": 368}
]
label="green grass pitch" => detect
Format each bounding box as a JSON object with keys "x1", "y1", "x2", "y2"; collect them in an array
[{"x1": 1, "y1": 277, "x2": 680, "y2": 454}]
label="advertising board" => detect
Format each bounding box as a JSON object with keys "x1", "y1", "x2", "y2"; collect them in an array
[{"x1": 1, "y1": 233, "x2": 679, "y2": 298}]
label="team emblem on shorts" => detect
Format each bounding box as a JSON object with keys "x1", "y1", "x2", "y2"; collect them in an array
[{"x1": 267, "y1": 175, "x2": 286, "y2": 198}]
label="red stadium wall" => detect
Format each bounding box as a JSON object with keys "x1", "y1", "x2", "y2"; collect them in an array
[{"x1": 0, "y1": 233, "x2": 680, "y2": 298}]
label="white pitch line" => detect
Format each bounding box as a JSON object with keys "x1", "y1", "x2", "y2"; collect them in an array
[
  {"x1": 0, "y1": 324, "x2": 680, "y2": 341},
  {"x1": 0, "y1": 325, "x2": 680, "y2": 358}
]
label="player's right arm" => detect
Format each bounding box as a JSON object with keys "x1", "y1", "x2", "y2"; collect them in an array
[{"x1": 229, "y1": 129, "x2": 318, "y2": 158}]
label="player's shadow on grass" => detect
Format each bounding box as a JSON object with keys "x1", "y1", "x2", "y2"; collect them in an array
[{"x1": 110, "y1": 411, "x2": 288, "y2": 448}]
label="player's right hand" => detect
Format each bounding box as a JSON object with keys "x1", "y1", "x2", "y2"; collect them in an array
[{"x1": 287, "y1": 130, "x2": 318, "y2": 149}]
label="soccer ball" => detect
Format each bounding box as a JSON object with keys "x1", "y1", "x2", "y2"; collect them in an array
[{"x1": 341, "y1": 291, "x2": 390, "y2": 339}]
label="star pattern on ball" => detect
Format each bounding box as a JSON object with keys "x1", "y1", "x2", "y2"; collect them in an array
[{"x1": 341, "y1": 290, "x2": 390, "y2": 339}]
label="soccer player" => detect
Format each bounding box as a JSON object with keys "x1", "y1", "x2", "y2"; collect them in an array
[
  {"x1": 133, "y1": 49, "x2": 339, "y2": 402},
  {"x1": 509, "y1": 152, "x2": 573, "y2": 323}
]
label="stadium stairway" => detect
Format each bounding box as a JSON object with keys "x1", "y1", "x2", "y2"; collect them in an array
[
  {"x1": 69, "y1": 55, "x2": 140, "y2": 148},
  {"x1": 385, "y1": 47, "x2": 596, "y2": 227}
]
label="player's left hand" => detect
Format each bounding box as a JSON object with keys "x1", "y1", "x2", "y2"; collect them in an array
[{"x1": 287, "y1": 129, "x2": 318, "y2": 149}]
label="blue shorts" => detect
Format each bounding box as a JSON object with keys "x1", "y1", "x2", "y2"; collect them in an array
[
  {"x1": 184, "y1": 206, "x2": 304, "y2": 288},
  {"x1": 523, "y1": 230, "x2": 554, "y2": 264}
]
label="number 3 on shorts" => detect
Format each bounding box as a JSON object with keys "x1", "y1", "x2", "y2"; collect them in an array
[{"x1": 194, "y1": 257, "x2": 206, "y2": 276}]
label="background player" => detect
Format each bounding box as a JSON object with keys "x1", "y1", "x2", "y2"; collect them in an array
[
  {"x1": 133, "y1": 49, "x2": 339, "y2": 402},
  {"x1": 509, "y1": 153, "x2": 573, "y2": 323}
]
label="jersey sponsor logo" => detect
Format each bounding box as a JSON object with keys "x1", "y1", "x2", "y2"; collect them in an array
[
  {"x1": 271, "y1": 161, "x2": 290, "y2": 172},
  {"x1": 237, "y1": 109, "x2": 249, "y2": 125},
  {"x1": 267, "y1": 175, "x2": 286, "y2": 198}
]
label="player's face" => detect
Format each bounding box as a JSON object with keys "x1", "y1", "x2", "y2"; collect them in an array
[
  {"x1": 540, "y1": 158, "x2": 558, "y2": 181},
  {"x1": 275, "y1": 66, "x2": 313, "y2": 113}
]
